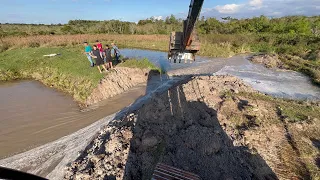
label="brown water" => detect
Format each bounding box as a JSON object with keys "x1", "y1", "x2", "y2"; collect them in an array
[{"x1": 0, "y1": 80, "x2": 146, "y2": 159}]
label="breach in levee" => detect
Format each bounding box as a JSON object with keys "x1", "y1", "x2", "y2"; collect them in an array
[{"x1": 168, "y1": 0, "x2": 204, "y2": 63}]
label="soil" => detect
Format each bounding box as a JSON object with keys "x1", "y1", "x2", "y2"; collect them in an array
[
  {"x1": 65, "y1": 75, "x2": 320, "y2": 180},
  {"x1": 249, "y1": 54, "x2": 285, "y2": 69},
  {"x1": 85, "y1": 67, "x2": 151, "y2": 106}
]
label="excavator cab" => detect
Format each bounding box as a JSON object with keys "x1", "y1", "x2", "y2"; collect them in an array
[{"x1": 168, "y1": 0, "x2": 204, "y2": 63}]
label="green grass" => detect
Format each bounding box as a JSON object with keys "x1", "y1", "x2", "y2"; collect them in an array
[
  {"x1": 279, "y1": 55, "x2": 320, "y2": 86},
  {"x1": 0, "y1": 47, "x2": 158, "y2": 103},
  {"x1": 239, "y1": 92, "x2": 320, "y2": 123},
  {"x1": 229, "y1": 91, "x2": 320, "y2": 179},
  {"x1": 118, "y1": 58, "x2": 162, "y2": 73}
]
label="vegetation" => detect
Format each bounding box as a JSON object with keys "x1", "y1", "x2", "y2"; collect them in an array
[
  {"x1": 1, "y1": 16, "x2": 320, "y2": 60},
  {"x1": 0, "y1": 34, "x2": 168, "y2": 53},
  {"x1": 0, "y1": 47, "x2": 157, "y2": 103},
  {"x1": 118, "y1": 58, "x2": 162, "y2": 73},
  {"x1": 1, "y1": 15, "x2": 319, "y2": 58},
  {"x1": 0, "y1": 15, "x2": 319, "y2": 96},
  {"x1": 234, "y1": 91, "x2": 320, "y2": 179}
]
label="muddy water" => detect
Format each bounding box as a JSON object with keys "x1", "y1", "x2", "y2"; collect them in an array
[
  {"x1": 122, "y1": 49, "x2": 320, "y2": 100},
  {"x1": 0, "y1": 80, "x2": 146, "y2": 158}
]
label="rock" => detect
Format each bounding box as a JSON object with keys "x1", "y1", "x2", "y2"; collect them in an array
[
  {"x1": 90, "y1": 155, "x2": 102, "y2": 164},
  {"x1": 141, "y1": 136, "x2": 159, "y2": 150},
  {"x1": 75, "y1": 173, "x2": 91, "y2": 179},
  {"x1": 203, "y1": 138, "x2": 221, "y2": 155},
  {"x1": 95, "y1": 169, "x2": 104, "y2": 176},
  {"x1": 231, "y1": 88, "x2": 239, "y2": 94}
]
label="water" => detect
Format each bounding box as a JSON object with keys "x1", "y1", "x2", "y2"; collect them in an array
[
  {"x1": 121, "y1": 49, "x2": 211, "y2": 72},
  {"x1": 122, "y1": 49, "x2": 320, "y2": 100},
  {"x1": 215, "y1": 60, "x2": 320, "y2": 100},
  {"x1": 0, "y1": 80, "x2": 147, "y2": 158}
]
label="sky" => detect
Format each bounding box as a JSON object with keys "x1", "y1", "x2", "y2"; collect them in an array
[{"x1": 0, "y1": 0, "x2": 319, "y2": 24}]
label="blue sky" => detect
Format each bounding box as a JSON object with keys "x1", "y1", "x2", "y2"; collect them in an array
[{"x1": 0, "y1": 0, "x2": 319, "y2": 24}]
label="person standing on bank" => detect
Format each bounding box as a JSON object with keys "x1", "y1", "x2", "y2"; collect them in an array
[
  {"x1": 111, "y1": 43, "x2": 121, "y2": 62},
  {"x1": 90, "y1": 45, "x2": 108, "y2": 73},
  {"x1": 96, "y1": 40, "x2": 104, "y2": 58},
  {"x1": 104, "y1": 45, "x2": 113, "y2": 69},
  {"x1": 83, "y1": 42, "x2": 94, "y2": 67}
]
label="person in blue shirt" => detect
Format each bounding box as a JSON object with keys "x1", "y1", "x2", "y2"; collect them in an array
[
  {"x1": 83, "y1": 42, "x2": 94, "y2": 67},
  {"x1": 111, "y1": 43, "x2": 121, "y2": 62}
]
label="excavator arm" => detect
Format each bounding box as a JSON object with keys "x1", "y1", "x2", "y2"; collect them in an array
[{"x1": 183, "y1": 0, "x2": 204, "y2": 50}]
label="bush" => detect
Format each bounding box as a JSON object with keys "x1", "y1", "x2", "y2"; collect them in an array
[
  {"x1": 28, "y1": 42, "x2": 40, "y2": 48},
  {"x1": 0, "y1": 44, "x2": 9, "y2": 53}
]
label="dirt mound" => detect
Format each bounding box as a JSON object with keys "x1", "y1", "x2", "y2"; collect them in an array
[
  {"x1": 86, "y1": 67, "x2": 151, "y2": 106},
  {"x1": 65, "y1": 75, "x2": 320, "y2": 180},
  {"x1": 249, "y1": 54, "x2": 285, "y2": 69}
]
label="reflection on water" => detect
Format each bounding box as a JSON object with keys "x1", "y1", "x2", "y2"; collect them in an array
[{"x1": 121, "y1": 49, "x2": 211, "y2": 72}]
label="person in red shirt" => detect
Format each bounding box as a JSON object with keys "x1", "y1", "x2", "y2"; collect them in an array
[{"x1": 96, "y1": 40, "x2": 103, "y2": 58}]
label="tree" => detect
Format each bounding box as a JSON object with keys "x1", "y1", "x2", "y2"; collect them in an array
[
  {"x1": 61, "y1": 25, "x2": 73, "y2": 34},
  {"x1": 311, "y1": 18, "x2": 320, "y2": 36},
  {"x1": 0, "y1": 26, "x2": 4, "y2": 43},
  {"x1": 165, "y1": 15, "x2": 178, "y2": 24}
]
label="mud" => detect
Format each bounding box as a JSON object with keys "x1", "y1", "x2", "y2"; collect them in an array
[
  {"x1": 248, "y1": 54, "x2": 285, "y2": 69},
  {"x1": 86, "y1": 67, "x2": 151, "y2": 106},
  {"x1": 63, "y1": 76, "x2": 274, "y2": 179},
  {"x1": 65, "y1": 75, "x2": 320, "y2": 180}
]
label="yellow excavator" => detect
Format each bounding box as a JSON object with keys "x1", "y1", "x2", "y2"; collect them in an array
[{"x1": 168, "y1": 0, "x2": 204, "y2": 63}]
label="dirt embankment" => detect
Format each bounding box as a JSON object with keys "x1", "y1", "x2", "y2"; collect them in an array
[
  {"x1": 85, "y1": 67, "x2": 151, "y2": 106},
  {"x1": 65, "y1": 75, "x2": 320, "y2": 180},
  {"x1": 249, "y1": 54, "x2": 285, "y2": 69}
]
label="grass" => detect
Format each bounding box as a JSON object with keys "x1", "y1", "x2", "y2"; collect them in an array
[
  {"x1": 227, "y1": 91, "x2": 320, "y2": 179},
  {"x1": 279, "y1": 55, "x2": 320, "y2": 86},
  {"x1": 239, "y1": 92, "x2": 320, "y2": 123},
  {"x1": 118, "y1": 58, "x2": 162, "y2": 73},
  {"x1": 0, "y1": 33, "x2": 319, "y2": 87},
  {"x1": 0, "y1": 46, "x2": 158, "y2": 103},
  {"x1": 0, "y1": 34, "x2": 168, "y2": 52}
]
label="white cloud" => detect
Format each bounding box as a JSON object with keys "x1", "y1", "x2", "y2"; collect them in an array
[
  {"x1": 215, "y1": 4, "x2": 243, "y2": 14},
  {"x1": 202, "y1": 0, "x2": 320, "y2": 19},
  {"x1": 249, "y1": 0, "x2": 263, "y2": 8},
  {"x1": 152, "y1": 16, "x2": 163, "y2": 20}
]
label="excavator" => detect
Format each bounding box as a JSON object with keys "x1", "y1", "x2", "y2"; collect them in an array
[{"x1": 168, "y1": 0, "x2": 204, "y2": 63}]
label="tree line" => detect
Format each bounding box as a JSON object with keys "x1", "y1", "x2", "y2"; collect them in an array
[{"x1": 1, "y1": 15, "x2": 319, "y2": 37}]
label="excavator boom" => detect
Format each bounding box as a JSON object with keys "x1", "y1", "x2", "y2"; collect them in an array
[{"x1": 183, "y1": 0, "x2": 204, "y2": 49}]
